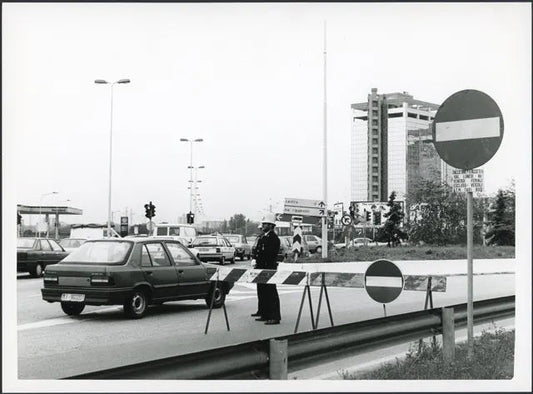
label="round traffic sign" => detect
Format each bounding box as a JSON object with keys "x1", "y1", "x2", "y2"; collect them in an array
[
  {"x1": 341, "y1": 214, "x2": 352, "y2": 226},
  {"x1": 432, "y1": 89, "x2": 504, "y2": 170},
  {"x1": 364, "y1": 259, "x2": 404, "y2": 304}
]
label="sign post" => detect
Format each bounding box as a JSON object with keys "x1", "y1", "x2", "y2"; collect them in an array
[{"x1": 432, "y1": 89, "x2": 503, "y2": 359}]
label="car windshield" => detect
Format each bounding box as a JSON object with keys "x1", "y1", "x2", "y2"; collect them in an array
[
  {"x1": 17, "y1": 238, "x2": 36, "y2": 249},
  {"x1": 192, "y1": 237, "x2": 217, "y2": 247},
  {"x1": 59, "y1": 239, "x2": 85, "y2": 248},
  {"x1": 61, "y1": 241, "x2": 132, "y2": 264},
  {"x1": 225, "y1": 236, "x2": 240, "y2": 244}
]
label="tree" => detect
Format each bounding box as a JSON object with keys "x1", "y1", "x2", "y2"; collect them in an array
[
  {"x1": 406, "y1": 179, "x2": 484, "y2": 246},
  {"x1": 378, "y1": 192, "x2": 406, "y2": 247},
  {"x1": 485, "y1": 185, "x2": 515, "y2": 246}
]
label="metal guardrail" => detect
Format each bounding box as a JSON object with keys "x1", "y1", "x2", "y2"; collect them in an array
[{"x1": 66, "y1": 296, "x2": 515, "y2": 380}]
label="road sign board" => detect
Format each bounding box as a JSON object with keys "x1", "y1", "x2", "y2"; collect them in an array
[
  {"x1": 341, "y1": 214, "x2": 352, "y2": 226},
  {"x1": 283, "y1": 205, "x2": 325, "y2": 216},
  {"x1": 275, "y1": 213, "x2": 322, "y2": 225},
  {"x1": 432, "y1": 89, "x2": 504, "y2": 170},
  {"x1": 284, "y1": 198, "x2": 325, "y2": 209},
  {"x1": 364, "y1": 259, "x2": 404, "y2": 304},
  {"x1": 452, "y1": 169, "x2": 484, "y2": 197}
]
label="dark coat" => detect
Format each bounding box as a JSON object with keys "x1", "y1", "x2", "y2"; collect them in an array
[{"x1": 255, "y1": 230, "x2": 280, "y2": 270}]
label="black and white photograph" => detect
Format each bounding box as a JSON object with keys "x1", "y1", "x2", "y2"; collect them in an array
[{"x1": 3, "y1": 2, "x2": 531, "y2": 392}]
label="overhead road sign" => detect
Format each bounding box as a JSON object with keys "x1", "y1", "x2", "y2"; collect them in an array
[
  {"x1": 284, "y1": 198, "x2": 325, "y2": 209},
  {"x1": 432, "y1": 89, "x2": 504, "y2": 170},
  {"x1": 283, "y1": 205, "x2": 325, "y2": 216},
  {"x1": 275, "y1": 213, "x2": 321, "y2": 225},
  {"x1": 364, "y1": 259, "x2": 404, "y2": 304}
]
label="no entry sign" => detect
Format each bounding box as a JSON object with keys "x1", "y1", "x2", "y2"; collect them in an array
[
  {"x1": 432, "y1": 90, "x2": 504, "y2": 170},
  {"x1": 364, "y1": 259, "x2": 404, "y2": 304}
]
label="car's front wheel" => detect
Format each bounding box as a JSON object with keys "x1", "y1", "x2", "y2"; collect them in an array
[
  {"x1": 205, "y1": 284, "x2": 226, "y2": 309},
  {"x1": 123, "y1": 289, "x2": 148, "y2": 319},
  {"x1": 30, "y1": 263, "x2": 43, "y2": 278},
  {"x1": 61, "y1": 302, "x2": 85, "y2": 316}
]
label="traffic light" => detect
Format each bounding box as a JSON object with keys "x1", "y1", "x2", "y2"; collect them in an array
[
  {"x1": 186, "y1": 212, "x2": 195, "y2": 224},
  {"x1": 17, "y1": 213, "x2": 22, "y2": 225},
  {"x1": 144, "y1": 203, "x2": 152, "y2": 219},
  {"x1": 374, "y1": 211, "x2": 381, "y2": 225},
  {"x1": 150, "y1": 202, "x2": 156, "y2": 218},
  {"x1": 365, "y1": 210, "x2": 371, "y2": 222},
  {"x1": 349, "y1": 203, "x2": 355, "y2": 219}
]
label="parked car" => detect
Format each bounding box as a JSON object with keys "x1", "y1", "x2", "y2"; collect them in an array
[
  {"x1": 189, "y1": 234, "x2": 236, "y2": 265},
  {"x1": 41, "y1": 238, "x2": 232, "y2": 318},
  {"x1": 223, "y1": 234, "x2": 252, "y2": 261},
  {"x1": 58, "y1": 238, "x2": 87, "y2": 253},
  {"x1": 303, "y1": 234, "x2": 322, "y2": 254},
  {"x1": 334, "y1": 237, "x2": 377, "y2": 249},
  {"x1": 17, "y1": 237, "x2": 69, "y2": 277}
]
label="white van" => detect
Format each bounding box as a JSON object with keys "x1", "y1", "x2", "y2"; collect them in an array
[{"x1": 152, "y1": 223, "x2": 197, "y2": 246}]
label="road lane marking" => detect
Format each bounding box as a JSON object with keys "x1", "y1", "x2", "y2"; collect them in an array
[{"x1": 18, "y1": 317, "x2": 77, "y2": 331}]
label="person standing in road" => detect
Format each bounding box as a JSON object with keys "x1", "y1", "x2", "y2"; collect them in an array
[{"x1": 250, "y1": 213, "x2": 281, "y2": 325}]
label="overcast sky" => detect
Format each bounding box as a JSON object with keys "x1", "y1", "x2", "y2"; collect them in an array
[{"x1": 3, "y1": 2, "x2": 531, "y2": 225}]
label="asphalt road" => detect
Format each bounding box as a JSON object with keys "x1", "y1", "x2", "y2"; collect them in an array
[{"x1": 16, "y1": 259, "x2": 515, "y2": 379}]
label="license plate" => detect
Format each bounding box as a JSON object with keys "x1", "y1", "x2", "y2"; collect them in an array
[{"x1": 61, "y1": 293, "x2": 85, "y2": 302}]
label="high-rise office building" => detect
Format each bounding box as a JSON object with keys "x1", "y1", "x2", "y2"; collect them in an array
[{"x1": 351, "y1": 88, "x2": 440, "y2": 203}]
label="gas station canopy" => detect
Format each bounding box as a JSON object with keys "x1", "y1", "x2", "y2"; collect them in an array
[{"x1": 17, "y1": 205, "x2": 83, "y2": 215}]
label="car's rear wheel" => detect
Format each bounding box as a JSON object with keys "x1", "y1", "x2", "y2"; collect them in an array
[
  {"x1": 123, "y1": 289, "x2": 148, "y2": 319},
  {"x1": 205, "y1": 284, "x2": 226, "y2": 309},
  {"x1": 61, "y1": 302, "x2": 85, "y2": 316},
  {"x1": 30, "y1": 263, "x2": 43, "y2": 278}
]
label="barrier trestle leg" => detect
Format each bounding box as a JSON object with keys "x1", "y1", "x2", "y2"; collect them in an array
[
  {"x1": 315, "y1": 273, "x2": 334, "y2": 328},
  {"x1": 205, "y1": 279, "x2": 230, "y2": 334},
  {"x1": 419, "y1": 276, "x2": 436, "y2": 351},
  {"x1": 294, "y1": 285, "x2": 316, "y2": 334}
]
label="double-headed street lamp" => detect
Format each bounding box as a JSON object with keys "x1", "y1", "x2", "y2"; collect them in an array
[
  {"x1": 180, "y1": 138, "x2": 203, "y2": 216},
  {"x1": 95, "y1": 78, "x2": 131, "y2": 237}
]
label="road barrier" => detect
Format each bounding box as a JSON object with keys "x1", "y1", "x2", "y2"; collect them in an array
[
  {"x1": 65, "y1": 295, "x2": 515, "y2": 380},
  {"x1": 209, "y1": 267, "x2": 448, "y2": 291}
]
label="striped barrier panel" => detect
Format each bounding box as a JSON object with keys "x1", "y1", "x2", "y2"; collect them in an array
[{"x1": 209, "y1": 267, "x2": 448, "y2": 292}]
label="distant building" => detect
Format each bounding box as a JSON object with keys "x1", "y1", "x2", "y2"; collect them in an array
[{"x1": 351, "y1": 89, "x2": 440, "y2": 203}]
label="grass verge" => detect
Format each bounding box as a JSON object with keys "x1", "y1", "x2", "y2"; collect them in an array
[
  {"x1": 286, "y1": 245, "x2": 515, "y2": 263},
  {"x1": 340, "y1": 328, "x2": 514, "y2": 380}
]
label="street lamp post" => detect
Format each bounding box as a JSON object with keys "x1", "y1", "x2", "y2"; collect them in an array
[
  {"x1": 180, "y1": 138, "x2": 203, "y2": 218},
  {"x1": 39, "y1": 192, "x2": 58, "y2": 238},
  {"x1": 95, "y1": 78, "x2": 131, "y2": 238}
]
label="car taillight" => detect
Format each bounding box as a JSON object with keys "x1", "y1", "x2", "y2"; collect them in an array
[
  {"x1": 90, "y1": 275, "x2": 114, "y2": 285},
  {"x1": 43, "y1": 275, "x2": 58, "y2": 283},
  {"x1": 216, "y1": 248, "x2": 221, "y2": 253}
]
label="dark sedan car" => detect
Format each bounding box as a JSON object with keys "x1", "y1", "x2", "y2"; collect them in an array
[
  {"x1": 17, "y1": 237, "x2": 69, "y2": 277},
  {"x1": 41, "y1": 238, "x2": 232, "y2": 319}
]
